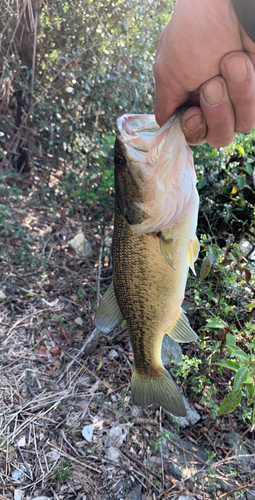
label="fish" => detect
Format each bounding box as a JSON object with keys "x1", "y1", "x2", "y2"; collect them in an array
[{"x1": 95, "y1": 112, "x2": 199, "y2": 416}]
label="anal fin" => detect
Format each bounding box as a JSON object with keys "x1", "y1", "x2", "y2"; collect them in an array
[
  {"x1": 160, "y1": 234, "x2": 175, "y2": 270},
  {"x1": 95, "y1": 281, "x2": 123, "y2": 334},
  {"x1": 167, "y1": 309, "x2": 197, "y2": 343},
  {"x1": 188, "y1": 235, "x2": 200, "y2": 275}
]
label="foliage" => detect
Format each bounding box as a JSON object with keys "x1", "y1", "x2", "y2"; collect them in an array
[{"x1": 217, "y1": 333, "x2": 255, "y2": 429}]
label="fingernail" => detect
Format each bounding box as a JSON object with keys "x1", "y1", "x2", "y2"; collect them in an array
[
  {"x1": 224, "y1": 56, "x2": 247, "y2": 83},
  {"x1": 184, "y1": 114, "x2": 204, "y2": 131},
  {"x1": 202, "y1": 79, "x2": 224, "y2": 105}
]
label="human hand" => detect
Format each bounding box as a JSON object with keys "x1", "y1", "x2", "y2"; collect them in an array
[{"x1": 154, "y1": 0, "x2": 255, "y2": 147}]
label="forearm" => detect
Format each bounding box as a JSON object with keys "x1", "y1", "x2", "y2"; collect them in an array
[{"x1": 232, "y1": 0, "x2": 255, "y2": 42}]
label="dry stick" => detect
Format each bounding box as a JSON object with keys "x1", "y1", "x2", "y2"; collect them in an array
[
  {"x1": 97, "y1": 234, "x2": 104, "y2": 308},
  {"x1": 48, "y1": 441, "x2": 100, "y2": 474},
  {"x1": 57, "y1": 327, "x2": 101, "y2": 385},
  {"x1": 3, "y1": 306, "x2": 61, "y2": 345},
  {"x1": 219, "y1": 483, "x2": 255, "y2": 499},
  {"x1": 159, "y1": 407, "x2": 165, "y2": 489}
]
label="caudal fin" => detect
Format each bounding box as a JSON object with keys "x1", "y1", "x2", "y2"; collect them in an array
[{"x1": 131, "y1": 367, "x2": 186, "y2": 416}]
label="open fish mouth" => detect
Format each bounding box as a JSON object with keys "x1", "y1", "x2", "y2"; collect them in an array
[{"x1": 116, "y1": 113, "x2": 197, "y2": 234}]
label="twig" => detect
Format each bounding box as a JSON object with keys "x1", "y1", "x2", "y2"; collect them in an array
[
  {"x1": 3, "y1": 306, "x2": 61, "y2": 345},
  {"x1": 219, "y1": 482, "x2": 255, "y2": 498},
  {"x1": 57, "y1": 327, "x2": 101, "y2": 384},
  {"x1": 97, "y1": 233, "x2": 104, "y2": 308},
  {"x1": 159, "y1": 407, "x2": 165, "y2": 489}
]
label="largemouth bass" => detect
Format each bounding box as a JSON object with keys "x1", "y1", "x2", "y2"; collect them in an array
[{"x1": 95, "y1": 113, "x2": 199, "y2": 416}]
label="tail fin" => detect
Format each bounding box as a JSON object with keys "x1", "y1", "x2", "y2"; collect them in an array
[{"x1": 131, "y1": 367, "x2": 186, "y2": 416}]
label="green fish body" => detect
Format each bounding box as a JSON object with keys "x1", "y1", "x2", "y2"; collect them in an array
[{"x1": 95, "y1": 113, "x2": 199, "y2": 416}]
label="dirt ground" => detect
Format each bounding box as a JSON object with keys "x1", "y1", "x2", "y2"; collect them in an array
[{"x1": 0, "y1": 181, "x2": 255, "y2": 500}]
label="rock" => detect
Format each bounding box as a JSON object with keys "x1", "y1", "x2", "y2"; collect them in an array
[
  {"x1": 166, "y1": 433, "x2": 208, "y2": 478},
  {"x1": 161, "y1": 335, "x2": 183, "y2": 366},
  {"x1": 104, "y1": 423, "x2": 132, "y2": 448},
  {"x1": 167, "y1": 461, "x2": 183, "y2": 480},
  {"x1": 105, "y1": 446, "x2": 121, "y2": 462},
  {"x1": 14, "y1": 490, "x2": 24, "y2": 500},
  {"x1": 225, "y1": 432, "x2": 254, "y2": 467},
  {"x1": 82, "y1": 424, "x2": 94, "y2": 443},
  {"x1": 126, "y1": 484, "x2": 142, "y2": 500},
  {"x1": 109, "y1": 349, "x2": 118, "y2": 359},
  {"x1": 171, "y1": 396, "x2": 201, "y2": 428},
  {"x1": 12, "y1": 464, "x2": 27, "y2": 481},
  {"x1": 68, "y1": 232, "x2": 93, "y2": 258},
  {"x1": 178, "y1": 497, "x2": 193, "y2": 500},
  {"x1": 246, "y1": 490, "x2": 255, "y2": 500},
  {"x1": 216, "y1": 477, "x2": 236, "y2": 493},
  {"x1": 46, "y1": 448, "x2": 60, "y2": 462},
  {"x1": 33, "y1": 498, "x2": 52, "y2": 500},
  {"x1": 0, "y1": 290, "x2": 6, "y2": 300}
]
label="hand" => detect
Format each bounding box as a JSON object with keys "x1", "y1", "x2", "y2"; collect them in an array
[{"x1": 154, "y1": 0, "x2": 255, "y2": 147}]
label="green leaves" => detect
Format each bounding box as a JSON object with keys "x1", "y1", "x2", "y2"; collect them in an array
[
  {"x1": 218, "y1": 391, "x2": 242, "y2": 416},
  {"x1": 204, "y1": 317, "x2": 229, "y2": 331},
  {"x1": 217, "y1": 333, "x2": 255, "y2": 427}
]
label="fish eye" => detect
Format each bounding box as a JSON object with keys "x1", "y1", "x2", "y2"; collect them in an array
[{"x1": 115, "y1": 155, "x2": 126, "y2": 169}]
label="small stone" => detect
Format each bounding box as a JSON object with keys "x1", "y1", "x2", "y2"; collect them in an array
[
  {"x1": 225, "y1": 432, "x2": 253, "y2": 467},
  {"x1": 68, "y1": 232, "x2": 93, "y2": 258},
  {"x1": 161, "y1": 335, "x2": 183, "y2": 366},
  {"x1": 33, "y1": 497, "x2": 52, "y2": 500},
  {"x1": 12, "y1": 465, "x2": 27, "y2": 481},
  {"x1": 109, "y1": 349, "x2": 118, "y2": 359},
  {"x1": 0, "y1": 290, "x2": 6, "y2": 300},
  {"x1": 14, "y1": 489, "x2": 24, "y2": 500},
  {"x1": 46, "y1": 448, "x2": 60, "y2": 462},
  {"x1": 16, "y1": 436, "x2": 26, "y2": 447},
  {"x1": 105, "y1": 446, "x2": 120, "y2": 462},
  {"x1": 126, "y1": 484, "x2": 142, "y2": 500},
  {"x1": 171, "y1": 396, "x2": 201, "y2": 428},
  {"x1": 82, "y1": 424, "x2": 94, "y2": 443}
]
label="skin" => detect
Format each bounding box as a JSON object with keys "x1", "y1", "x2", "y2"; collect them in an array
[{"x1": 154, "y1": 0, "x2": 255, "y2": 147}]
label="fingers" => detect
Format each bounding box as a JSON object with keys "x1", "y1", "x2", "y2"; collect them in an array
[
  {"x1": 182, "y1": 76, "x2": 236, "y2": 147},
  {"x1": 220, "y1": 51, "x2": 255, "y2": 133}
]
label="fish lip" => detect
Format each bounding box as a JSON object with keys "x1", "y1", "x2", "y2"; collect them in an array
[{"x1": 117, "y1": 114, "x2": 160, "y2": 153}]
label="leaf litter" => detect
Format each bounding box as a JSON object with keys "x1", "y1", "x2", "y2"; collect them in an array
[{"x1": 0, "y1": 189, "x2": 255, "y2": 500}]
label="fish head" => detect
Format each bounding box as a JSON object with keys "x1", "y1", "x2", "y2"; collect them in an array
[
  {"x1": 114, "y1": 115, "x2": 159, "y2": 226},
  {"x1": 115, "y1": 113, "x2": 197, "y2": 234}
]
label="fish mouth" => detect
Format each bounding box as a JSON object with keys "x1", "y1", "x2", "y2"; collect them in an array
[{"x1": 117, "y1": 114, "x2": 160, "y2": 152}]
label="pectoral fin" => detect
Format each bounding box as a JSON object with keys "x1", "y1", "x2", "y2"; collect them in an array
[
  {"x1": 188, "y1": 236, "x2": 200, "y2": 275},
  {"x1": 95, "y1": 281, "x2": 123, "y2": 334},
  {"x1": 167, "y1": 309, "x2": 197, "y2": 343},
  {"x1": 160, "y1": 234, "x2": 175, "y2": 270},
  {"x1": 131, "y1": 366, "x2": 186, "y2": 416}
]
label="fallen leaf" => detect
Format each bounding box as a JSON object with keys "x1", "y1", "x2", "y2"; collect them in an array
[
  {"x1": 34, "y1": 345, "x2": 47, "y2": 356},
  {"x1": 59, "y1": 325, "x2": 70, "y2": 339},
  {"x1": 50, "y1": 346, "x2": 61, "y2": 356},
  {"x1": 74, "y1": 317, "x2": 83, "y2": 326}
]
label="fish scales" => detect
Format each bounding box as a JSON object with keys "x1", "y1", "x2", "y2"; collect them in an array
[{"x1": 95, "y1": 113, "x2": 199, "y2": 416}]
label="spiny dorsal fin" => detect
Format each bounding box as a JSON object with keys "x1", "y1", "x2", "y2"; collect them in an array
[
  {"x1": 95, "y1": 281, "x2": 123, "y2": 334},
  {"x1": 131, "y1": 366, "x2": 186, "y2": 416},
  {"x1": 188, "y1": 235, "x2": 200, "y2": 275},
  {"x1": 160, "y1": 234, "x2": 175, "y2": 270},
  {"x1": 166, "y1": 308, "x2": 197, "y2": 343}
]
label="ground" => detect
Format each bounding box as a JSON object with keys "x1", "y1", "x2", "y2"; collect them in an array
[{"x1": 0, "y1": 177, "x2": 255, "y2": 500}]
